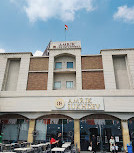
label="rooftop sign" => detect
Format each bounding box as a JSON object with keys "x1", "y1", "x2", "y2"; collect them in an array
[{"x1": 50, "y1": 41, "x2": 81, "y2": 49}]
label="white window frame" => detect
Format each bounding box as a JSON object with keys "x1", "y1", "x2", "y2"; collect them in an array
[
  {"x1": 54, "y1": 81, "x2": 61, "y2": 89},
  {"x1": 66, "y1": 81, "x2": 73, "y2": 88}
]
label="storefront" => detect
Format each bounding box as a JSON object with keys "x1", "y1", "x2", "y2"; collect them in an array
[
  {"x1": 0, "y1": 96, "x2": 133, "y2": 152},
  {"x1": 80, "y1": 115, "x2": 123, "y2": 151},
  {"x1": 0, "y1": 114, "x2": 29, "y2": 143},
  {"x1": 0, "y1": 96, "x2": 125, "y2": 152},
  {"x1": 0, "y1": 112, "x2": 126, "y2": 152},
  {"x1": 35, "y1": 115, "x2": 74, "y2": 143}
]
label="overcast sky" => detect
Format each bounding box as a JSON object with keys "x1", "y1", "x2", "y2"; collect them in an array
[{"x1": 0, "y1": 0, "x2": 134, "y2": 56}]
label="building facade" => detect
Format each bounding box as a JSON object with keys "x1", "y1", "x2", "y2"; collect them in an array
[{"x1": 0, "y1": 41, "x2": 134, "y2": 151}]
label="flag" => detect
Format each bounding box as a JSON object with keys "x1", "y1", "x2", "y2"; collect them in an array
[
  {"x1": 65, "y1": 25, "x2": 68, "y2": 30},
  {"x1": 86, "y1": 119, "x2": 95, "y2": 125},
  {"x1": 8, "y1": 119, "x2": 17, "y2": 124}
]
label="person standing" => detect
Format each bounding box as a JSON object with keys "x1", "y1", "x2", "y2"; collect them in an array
[
  {"x1": 109, "y1": 136, "x2": 115, "y2": 152},
  {"x1": 57, "y1": 133, "x2": 62, "y2": 147},
  {"x1": 91, "y1": 135, "x2": 97, "y2": 153},
  {"x1": 112, "y1": 144, "x2": 115, "y2": 153},
  {"x1": 115, "y1": 143, "x2": 118, "y2": 153}
]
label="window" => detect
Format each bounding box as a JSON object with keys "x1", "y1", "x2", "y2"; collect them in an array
[
  {"x1": 54, "y1": 81, "x2": 61, "y2": 89},
  {"x1": 67, "y1": 62, "x2": 73, "y2": 68},
  {"x1": 66, "y1": 81, "x2": 73, "y2": 88},
  {"x1": 55, "y1": 62, "x2": 62, "y2": 69}
]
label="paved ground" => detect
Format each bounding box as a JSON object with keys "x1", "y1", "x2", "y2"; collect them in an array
[
  {"x1": 80, "y1": 152, "x2": 109, "y2": 153},
  {"x1": 80, "y1": 151, "x2": 124, "y2": 153}
]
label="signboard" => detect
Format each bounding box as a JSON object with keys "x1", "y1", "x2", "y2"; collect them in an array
[
  {"x1": 115, "y1": 136, "x2": 119, "y2": 142},
  {"x1": 54, "y1": 97, "x2": 104, "y2": 111},
  {"x1": 50, "y1": 41, "x2": 81, "y2": 49}
]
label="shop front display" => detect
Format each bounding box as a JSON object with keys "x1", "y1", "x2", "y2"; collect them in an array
[
  {"x1": 35, "y1": 118, "x2": 74, "y2": 143},
  {"x1": 0, "y1": 119, "x2": 29, "y2": 142},
  {"x1": 80, "y1": 117, "x2": 123, "y2": 151}
]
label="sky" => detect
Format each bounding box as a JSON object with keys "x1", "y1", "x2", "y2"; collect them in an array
[{"x1": 0, "y1": 0, "x2": 134, "y2": 56}]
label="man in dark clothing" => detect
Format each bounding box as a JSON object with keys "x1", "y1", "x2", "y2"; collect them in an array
[
  {"x1": 91, "y1": 135, "x2": 97, "y2": 153},
  {"x1": 57, "y1": 133, "x2": 62, "y2": 147}
]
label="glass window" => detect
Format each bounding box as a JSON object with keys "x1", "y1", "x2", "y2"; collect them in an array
[
  {"x1": 2, "y1": 124, "x2": 18, "y2": 141},
  {"x1": 66, "y1": 81, "x2": 73, "y2": 88},
  {"x1": 35, "y1": 120, "x2": 47, "y2": 141},
  {"x1": 55, "y1": 62, "x2": 62, "y2": 69},
  {"x1": 19, "y1": 120, "x2": 29, "y2": 141},
  {"x1": 67, "y1": 62, "x2": 73, "y2": 68},
  {"x1": 46, "y1": 118, "x2": 74, "y2": 142},
  {"x1": 54, "y1": 81, "x2": 61, "y2": 89}
]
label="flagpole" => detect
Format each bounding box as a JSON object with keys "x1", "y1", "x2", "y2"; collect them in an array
[
  {"x1": 65, "y1": 25, "x2": 68, "y2": 42},
  {"x1": 65, "y1": 29, "x2": 66, "y2": 41}
]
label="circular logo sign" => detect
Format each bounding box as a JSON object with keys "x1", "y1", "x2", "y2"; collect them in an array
[{"x1": 55, "y1": 98, "x2": 65, "y2": 109}]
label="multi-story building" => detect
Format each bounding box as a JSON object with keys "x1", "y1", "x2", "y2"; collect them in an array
[{"x1": 0, "y1": 41, "x2": 134, "y2": 152}]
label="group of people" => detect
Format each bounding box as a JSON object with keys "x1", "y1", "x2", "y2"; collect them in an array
[
  {"x1": 50, "y1": 133, "x2": 62, "y2": 148},
  {"x1": 89, "y1": 135, "x2": 118, "y2": 153},
  {"x1": 110, "y1": 136, "x2": 118, "y2": 153},
  {"x1": 50, "y1": 133, "x2": 119, "y2": 152}
]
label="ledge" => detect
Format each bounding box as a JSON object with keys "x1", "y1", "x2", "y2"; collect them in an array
[
  {"x1": 82, "y1": 69, "x2": 103, "y2": 72},
  {"x1": 1, "y1": 89, "x2": 134, "y2": 97},
  {"x1": 29, "y1": 71, "x2": 48, "y2": 73},
  {"x1": 54, "y1": 69, "x2": 76, "y2": 73}
]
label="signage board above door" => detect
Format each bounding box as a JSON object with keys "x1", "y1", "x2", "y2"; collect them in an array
[{"x1": 54, "y1": 97, "x2": 104, "y2": 111}]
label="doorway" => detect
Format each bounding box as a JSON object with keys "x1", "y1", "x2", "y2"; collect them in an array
[{"x1": 80, "y1": 117, "x2": 123, "y2": 152}]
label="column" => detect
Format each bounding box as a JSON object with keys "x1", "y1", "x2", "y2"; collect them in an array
[
  {"x1": 74, "y1": 119, "x2": 80, "y2": 151},
  {"x1": 121, "y1": 120, "x2": 130, "y2": 151},
  {"x1": 47, "y1": 53, "x2": 54, "y2": 91},
  {"x1": 27, "y1": 119, "x2": 36, "y2": 143},
  {"x1": 76, "y1": 51, "x2": 82, "y2": 90}
]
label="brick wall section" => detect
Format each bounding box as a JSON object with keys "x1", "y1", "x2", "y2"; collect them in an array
[
  {"x1": 82, "y1": 71, "x2": 105, "y2": 89},
  {"x1": 27, "y1": 72, "x2": 48, "y2": 90},
  {"x1": 29, "y1": 57, "x2": 49, "y2": 71},
  {"x1": 81, "y1": 56, "x2": 103, "y2": 69}
]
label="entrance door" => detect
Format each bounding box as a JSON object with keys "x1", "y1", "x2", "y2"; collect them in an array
[
  {"x1": 102, "y1": 128, "x2": 112, "y2": 151},
  {"x1": 90, "y1": 128, "x2": 98, "y2": 137},
  {"x1": 90, "y1": 128, "x2": 100, "y2": 151}
]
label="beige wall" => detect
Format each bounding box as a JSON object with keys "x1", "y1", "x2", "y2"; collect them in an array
[
  {"x1": 54, "y1": 55, "x2": 76, "y2": 70},
  {"x1": 4, "y1": 60, "x2": 20, "y2": 91},
  {"x1": 47, "y1": 42, "x2": 82, "y2": 91},
  {"x1": 1, "y1": 96, "x2": 134, "y2": 115},
  {"x1": 101, "y1": 49, "x2": 134, "y2": 89},
  {"x1": 54, "y1": 73, "x2": 76, "y2": 90},
  {"x1": 0, "y1": 53, "x2": 31, "y2": 91},
  {"x1": 113, "y1": 55, "x2": 130, "y2": 89},
  {"x1": 1, "y1": 45, "x2": 134, "y2": 120}
]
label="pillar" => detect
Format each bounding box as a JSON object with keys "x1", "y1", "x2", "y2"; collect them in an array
[
  {"x1": 121, "y1": 120, "x2": 130, "y2": 151},
  {"x1": 74, "y1": 119, "x2": 80, "y2": 151},
  {"x1": 27, "y1": 119, "x2": 36, "y2": 143}
]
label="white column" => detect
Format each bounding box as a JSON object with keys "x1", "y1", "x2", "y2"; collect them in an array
[{"x1": 47, "y1": 53, "x2": 54, "y2": 90}]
